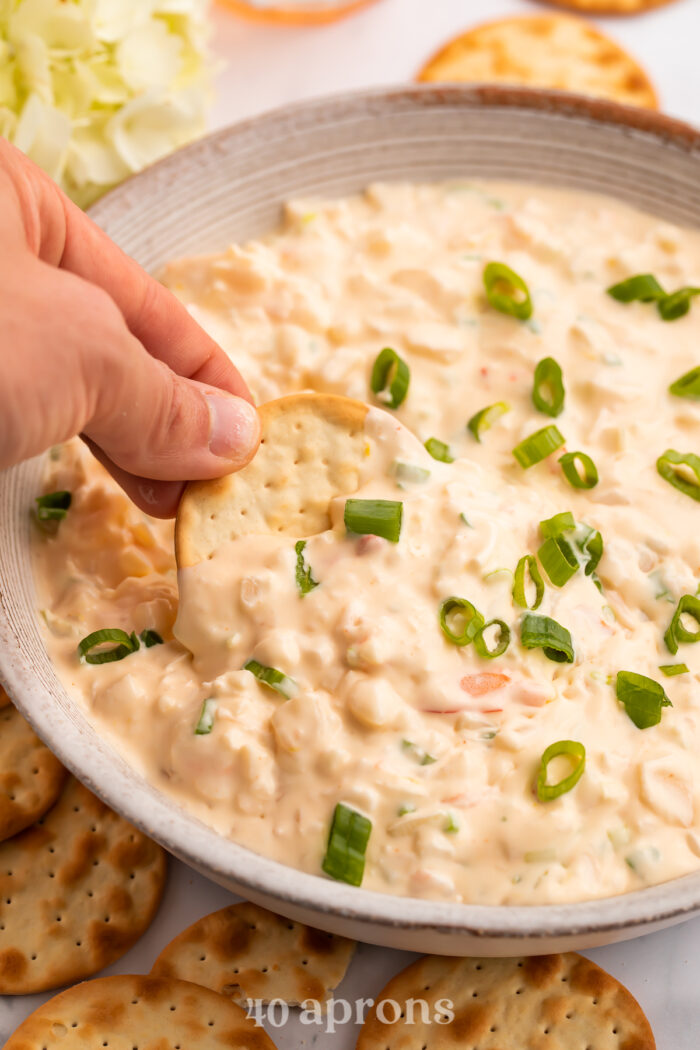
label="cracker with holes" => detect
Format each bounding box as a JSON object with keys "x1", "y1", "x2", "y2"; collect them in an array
[
  {"x1": 0, "y1": 777, "x2": 167, "y2": 994},
  {"x1": 416, "y1": 15, "x2": 658, "y2": 109},
  {"x1": 151, "y1": 901, "x2": 355, "y2": 1007},
  {"x1": 176, "y1": 393, "x2": 369, "y2": 568},
  {"x1": 0, "y1": 702, "x2": 67, "y2": 844},
  {"x1": 3, "y1": 973, "x2": 279, "y2": 1049},
  {"x1": 356, "y1": 952, "x2": 655, "y2": 1049},
  {"x1": 541, "y1": 0, "x2": 678, "y2": 13}
]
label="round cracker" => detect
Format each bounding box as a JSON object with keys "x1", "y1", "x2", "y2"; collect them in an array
[
  {"x1": 0, "y1": 777, "x2": 167, "y2": 994},
  {"x1": 356, "y1": 952, "x2": 655, "y2": 1050},
  {"x1": 176, "y1": 393, "x2": 369, "y2": 569},
  {"x1": 541, "y1": 0, "x2": 678, "y2": 14},
  {"x1": 4, "y1": 973, "x2": 279, "y2": 1049},
  {"x1": 152, "y1": 900, "x2": 355, "y2": 1006},
  {"x1": 416, "y1": 15, "x2": 658, "y2": 110},
  {"x1": 0, "y1": 702, "x2": 67, "y2": 844}
]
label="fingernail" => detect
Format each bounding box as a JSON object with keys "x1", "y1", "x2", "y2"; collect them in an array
[{"x1": 207, "y1": 395, "x2": 260, "y2": 463}]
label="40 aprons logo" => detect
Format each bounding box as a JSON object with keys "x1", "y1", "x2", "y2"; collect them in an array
[{"x1": 245, "y1": 995, "x2": 455, "y2": 1033}]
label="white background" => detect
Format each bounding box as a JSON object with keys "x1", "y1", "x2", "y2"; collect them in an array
[{"x1": 3, "y1": 0, "x2": 700, "y2": 1045}]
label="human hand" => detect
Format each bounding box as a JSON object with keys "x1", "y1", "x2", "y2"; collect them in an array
[{"x1": 0, "y1": 140, "x2": 260, "y2": 517}]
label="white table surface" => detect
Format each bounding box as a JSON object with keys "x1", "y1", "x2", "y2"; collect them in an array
[{"x1": 3, "y1": 1, "x2": 700, "y2": 1045}]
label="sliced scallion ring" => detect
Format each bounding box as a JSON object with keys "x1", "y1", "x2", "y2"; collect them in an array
[
  {"x1": 401, "y1": 739, "x2": 436, "y2": 766},
  {"x1": 344, "y1": 498, "x2": 403, "y2": 542},
  {"x1": 295, "y1": 540, "x2": 319, "y2": 595},
  {"x1": 424, "y1": 437, "x2": 454, "y2": 463},
  {"x1": 243, "y1": 659, "x2": 299, "y2": 699},
  {"x1": 657, "y1": 449, "x2": 700, "y2": 502},
  {"x1": 520, "y1": 613, "x2": 574, "y2": 663},
  {"x1": 559, "y1": 451, "x2": 598, "y2": 490},
  {"x1": 539, "y1": 511, "x2": 575, "y2": 539},
  {"x1": 659, "y1": 663, "x2": 689, "y2": 677},
  {"x1": 535, "y1": 740, "x2": 586, "y2": 802},
  {"x1": 616, "y1": 670, "x2": 672, "y2": 729},
  {"x1": 35, "y1": 490, "x2": 72, "y2": 523},
  {"x1": 78, "y1": 628, "x2": 140, "y2": 665},
  {"x1": 607, "y1": 274, "x2": 665, "y2": 303},
  {"x1": 513, "y1": 555, "x2": 544, "y2": 610},
  {"x1": 474, "y1": 619, "x2": 510, "y2": 659},
  {"x1": 439, "y1": 597, "x2": 484, "y2": 647},
  {"x1": 512, "y1": 425, "x2": 565, "y2": 469},
  {"x1": 321, "y1": 802, "x2": 372, "y2": 886},
  {"x1": 532, "y1": 357, "x2": 565, "y2": 417},
  {"x1": 390, "y1": 460, "x2": 431, "y2": 485},
  {"x1": 467, "y1": 401, "x2": 510, "y2": 442},
  {"x1": 669, "y1": 365, "x2": 700, "y2": 400},
  {"x1": 483, "y1": 261, "x2": 533, "y2": 320},
  {"x1": 658, "y1": 287, "x2": 700, "y2": 321},
  {"x1": 537, "y1": 535, "x2": 579, "y2": 588},
  {"x1": 139, "y1": 629, "x2": 163, "y2": 648},
  {"x1": 194, "y1": 698, "x2": 217, "y2": 735},
  {"x1": 664, "y1": 593, "x2": 700, "y2": 655},
  {"x1": 370, "y1": 347, "x2": 410, "y2": 409}
]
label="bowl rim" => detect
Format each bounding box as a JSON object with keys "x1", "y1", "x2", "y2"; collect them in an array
[{"x1": 5, "y1": 82, "x2": 700, "y2": 942}]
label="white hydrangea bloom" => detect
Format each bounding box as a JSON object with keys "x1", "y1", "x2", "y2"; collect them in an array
[{"x1": 1, "y1": 0, "x2": 212, "y2": 207}]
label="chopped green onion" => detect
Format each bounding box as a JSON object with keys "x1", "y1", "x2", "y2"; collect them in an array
[
  {"x1": 658, "y1": 287, "x2": 700, "y2": 321},
  {"x1": 535, "y1": 740, "x2": 586, "y2": 802},
  {"x1": 78, "y1": 628, "x2": 139, "y2": 665},
  {"x1": 459, "y1": 512, "x2": 474, "y2": 528},
  {"x1": 537, "y1": 535, "x2": 579, "y2": 588},
  {"x1": 389, "y1": 460, "x2": 431, "y2": 485},
  {"x1": 539, "y1": 511, "x2": 576, "y2": 539},
  {"x1": 194, "y1": 698, "x2": 217, "y2": 735},
  {"x1": 513, "y1": 555, "x2": 544, "y2": 610},
  {"x1": 295, "y1": 540, "x2": 319, "y2": 595},
  {"x1": 424, "y1": 437, "x2": 454, "y2": 463},
  {"x1": 659, "y1": 663, "x2": 689, "y2": 677},
  {"x1": 512, "y1": 425, "x2": 565, "y2": 469},
  {"x1": 532, "y1": 357, "x2": 565, "y2": 417},
  {"x1": 401, "y1": 739, "x2": 436, "y2": 766},
  {"x1": 657, "y1": 449, "x2": 700, "y2": 502},
  {"x1": 483, "y1": 261, "x2": 533, "y2": 320},
  {"x1": 243, "y1": 659, "x2": 299, "y2": 699},
  {"x1": 344, "y1": 498, "x2": 403, "y2": 542},
  {"x1": 467, "y1": 401, "x2": 510, "y2": 442},
  {"x1": 474, "y1": 619, "x2": 510, "y2": 659},
  {"x1": 559, "y1": 451, "x2": 598, "y2": 490},
  {"x1": 616, "y1": 670, "x2": 672, "y2": 729},
  {"x1": 321, "y1": 803, "x2": 372, "y2": 886},
  {"x1": 370, "y1": 347, "x2": 410, "y2": 409},
  {"x1": 35, "y1": 490, "x2": 72, "y2": 523},
  {"x1": 664, "y1": 594, "x2": 700, "y2": 654},
  {"x1": 577, "y1": 526, "x2": 604, "y2": 577},
  {"x1": 669, "y1": 365, "x2": 700, "y2": 400},
  {"x1": 397, "y1": 802, "x2": 416, "y2": 816},
  {"x1": 607, "y1": 274, "x2": 665, "y2": 303},
  {"x1": 520, "y1": 613, "x2": 574, "y2": 663},
  {"x1": 443, "y1": 814, "x2": 460, "y2": 834},
  {"x1": 439, "y1": 597, "x2": 484, "y2": 647},
  {"x1": 139, "y1": 629, "x2": 163, "y2": 648}
]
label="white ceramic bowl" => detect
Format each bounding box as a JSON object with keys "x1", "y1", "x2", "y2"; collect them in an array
[{"x1": 3, "y1": 86, "x2": 700, "y2": 956}]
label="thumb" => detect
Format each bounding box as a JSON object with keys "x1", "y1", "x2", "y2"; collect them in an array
[{"x1": 83, "y1": 347, "x2": 261, "y2": 483}]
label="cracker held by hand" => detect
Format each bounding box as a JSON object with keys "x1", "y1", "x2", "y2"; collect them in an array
[
  {"x1": 541, "y1": 0, "x2": 678, "y2": 14},
  {"x1": 152, "y1": 900, "x2": 355, "y2": 1006},
  {"x1": 0, "y1": 702, "x2": 67, "y2": 843},
  {"x1": 417, "y1": 15, "x2": 658, "y2": 110},
  {"x1": 0, "y1": 777, "x2": 167, "y2": 994},
  {"x1": 356, "y1": 952, "x2": 655, "y2": 1050},
  {"x1": 4, "y1": 973, "x2": 279, "y2": 1049},
  {"x1": 176, "y1": 393, "x2": 369, "y2": 568}
]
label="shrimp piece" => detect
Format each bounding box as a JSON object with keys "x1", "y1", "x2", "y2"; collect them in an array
[{"x1": 460, "y1": 672, "x2": 510, "y2": 697}]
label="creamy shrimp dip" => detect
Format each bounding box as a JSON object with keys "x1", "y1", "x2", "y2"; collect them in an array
[{"x1": 33, "y1": 181, "x2": 700, "y2": 905}]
